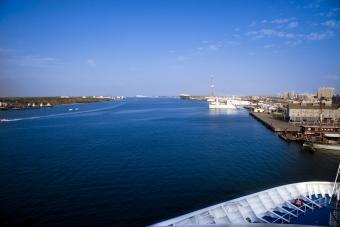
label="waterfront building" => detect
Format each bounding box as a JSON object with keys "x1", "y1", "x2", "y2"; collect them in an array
[
  {"x1": 317, "y1": 87, "x2": 336, "y2": 100},
  {"x1": 288, "y1": 103, "x2": 340, "y2": 125},
  {"x1": 300, "y1": 94, "x2": 317, "y2": 104},
  {"x1": 283, "y1": 91, "x2": 295, "y2": 100}
]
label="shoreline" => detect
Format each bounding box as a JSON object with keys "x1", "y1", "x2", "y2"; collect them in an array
[{"x1": 0, "y1": 96, "x2": 122, "y2": 111}]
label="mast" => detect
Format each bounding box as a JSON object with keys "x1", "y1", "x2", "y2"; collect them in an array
[{"x1": 210, "y1": 76, "x2": 215, "y2": 97}]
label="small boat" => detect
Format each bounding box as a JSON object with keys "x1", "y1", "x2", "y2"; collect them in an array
[
  {"x1": 0, "y1": 118, "x2": 9, "y2": 123},
  {"x1": 75, "y1": 108, "x2": 79, "y2": 111},
  {"x1": 68, "y1": 108, "x2": 73, "y2": 111},
  {"x1": 149, "y1": 165, "x2": 340, "y2": 226}
]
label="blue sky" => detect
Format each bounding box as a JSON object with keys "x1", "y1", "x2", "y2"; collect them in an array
[{"x1": 0, "y1": 0, "x2": 339, "y2": 97}]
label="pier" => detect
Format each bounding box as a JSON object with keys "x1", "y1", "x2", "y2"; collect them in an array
[
  {"x1": 250, "y1": 112, "x2": 301, "y2": 141},
  {"x1": 250, "y1": 112, "x2": 300, "y2": 132}
]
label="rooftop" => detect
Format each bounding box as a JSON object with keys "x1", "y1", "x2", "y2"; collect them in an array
[{"x1": 289, "y1": 103, "x2": 339, "y2": 110}]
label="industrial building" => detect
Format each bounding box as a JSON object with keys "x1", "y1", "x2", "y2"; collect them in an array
[{"x1": 288, "y1": 103, "x2": 340, "y2": 125}]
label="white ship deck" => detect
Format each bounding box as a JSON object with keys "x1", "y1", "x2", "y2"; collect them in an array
[{"x1": 150, "y1": 181, "x2": 338, "y2": 226}]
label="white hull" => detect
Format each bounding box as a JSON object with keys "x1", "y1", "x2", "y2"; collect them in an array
[
  {"x1": 304, "y1": 142, "x2": 340, "y2": 151},
  {"x1": 150, "y1": 181, "x2": 336, "y2": 226},
  {"x1": 208, "y1": 98, "x2": 236, "y2": 109}
]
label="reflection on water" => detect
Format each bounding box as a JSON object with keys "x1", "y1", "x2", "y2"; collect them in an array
[
  {"x1": 208, "y1": 108, "x2": 239, "y2": 115},
  {"x1": 301, "y1": 146, "x2": 340, "y2": 157}
]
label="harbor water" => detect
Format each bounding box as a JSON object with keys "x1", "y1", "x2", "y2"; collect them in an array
[{"x1": 0, "y1": 98, "x2": 339, "y2": 226}]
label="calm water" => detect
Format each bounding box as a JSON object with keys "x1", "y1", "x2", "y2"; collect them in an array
[{"x1": 0, "y1": 98, "x2": 339, "y2": 226}]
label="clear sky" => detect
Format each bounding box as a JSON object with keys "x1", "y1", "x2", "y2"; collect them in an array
[{"x1": 0, "y1": 0, "x2": 339, "y2": 97}]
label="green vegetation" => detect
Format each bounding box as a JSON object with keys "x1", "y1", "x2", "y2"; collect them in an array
[
  {"x1": 0, "y1": 96, "x2": 113, "y2": 110},
  {"x1": 271, "y1": 112, "x2": 286, "y2": 120}
]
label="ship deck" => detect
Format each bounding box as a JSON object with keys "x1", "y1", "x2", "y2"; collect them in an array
[{"x1": 150, "y1": 182, "x2": 338, "y2": 226}]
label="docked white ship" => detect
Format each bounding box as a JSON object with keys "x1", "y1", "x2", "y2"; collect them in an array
[
  {"x1": 207, "y1": 77, "x2": 237, "y2": 109},
  {"x1": 208, "y1": 97, "x2": 236, "y2": 109},
  {"x1": 150, "y1": 165, "x2": 340, "y2": 227}
]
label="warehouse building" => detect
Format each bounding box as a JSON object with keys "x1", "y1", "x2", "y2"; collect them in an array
[{"x1": 288, "y1": 103, "x2": 340, "y2": 125}]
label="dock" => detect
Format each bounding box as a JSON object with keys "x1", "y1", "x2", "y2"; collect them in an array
[{"x1": 250, "y1": 112, "x2": 300, "y2": 133}]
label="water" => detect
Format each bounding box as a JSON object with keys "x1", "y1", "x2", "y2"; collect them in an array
[{"x1": 0, "y1": 98, "x2": 339, "y2": 226}]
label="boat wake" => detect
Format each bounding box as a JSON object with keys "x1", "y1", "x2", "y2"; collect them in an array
[
  {"x1": 0, "y1": 102, "x2": 125, "y2": 122},
  {"x1": 1, "y1": 118, "x2": 21, "y2": 122}
]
